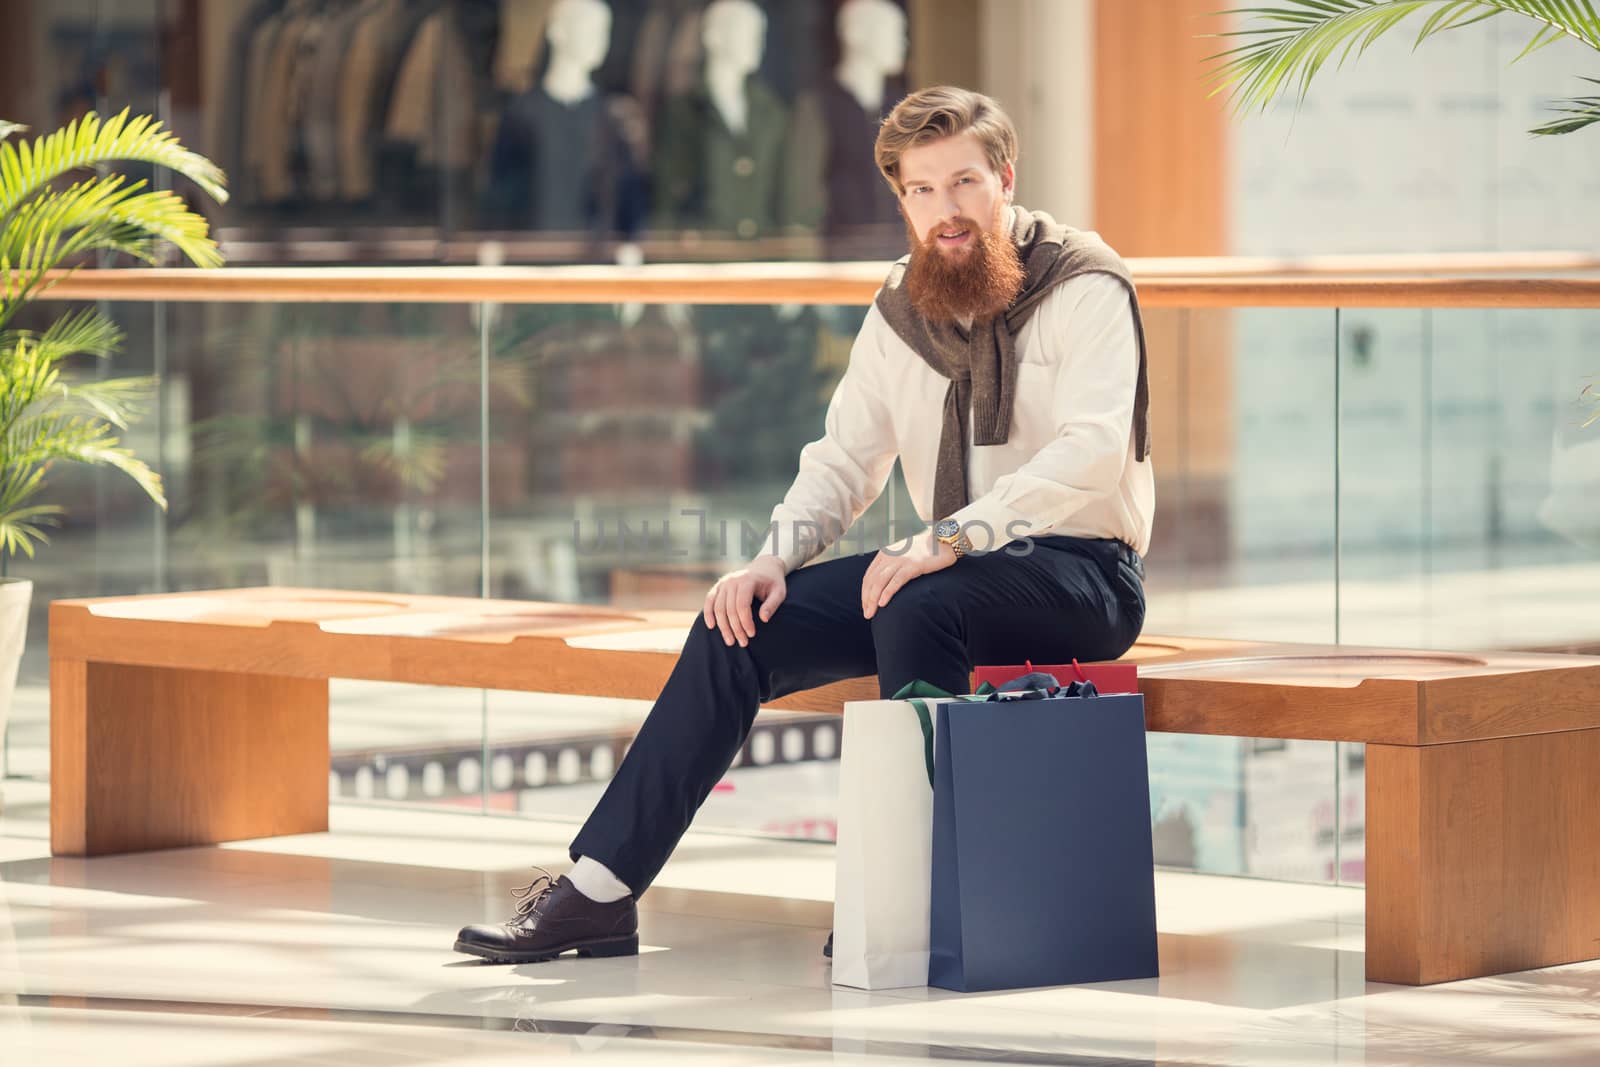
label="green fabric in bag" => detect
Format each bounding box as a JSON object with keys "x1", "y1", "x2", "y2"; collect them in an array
[{"x1": 892, "y1": 680, "x2": 996, "y2": 787}]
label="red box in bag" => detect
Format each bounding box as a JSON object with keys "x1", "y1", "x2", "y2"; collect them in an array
[{"x1": 973, "y1": 658, "x2": 1139, "y2": 695}]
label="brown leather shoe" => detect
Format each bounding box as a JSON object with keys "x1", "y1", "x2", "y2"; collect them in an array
[{"x1": 454, "y1": 868, "x2": 638, "y2": 964}]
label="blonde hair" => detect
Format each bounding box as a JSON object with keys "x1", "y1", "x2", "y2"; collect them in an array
[{"x1": 874, "y1": 87, "x2": 1018, "y2": 195}]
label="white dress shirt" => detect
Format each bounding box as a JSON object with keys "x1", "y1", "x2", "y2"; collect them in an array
[{"x1": 756, "y1": 272, "x2": 1155, "y2": 573}]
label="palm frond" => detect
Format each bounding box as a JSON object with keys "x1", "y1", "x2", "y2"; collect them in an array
[
  {"x1": 1531, "y1": 76, "x2": 1600, "y2": 133},
  {"x1": 1512, "y1": 21, "x2": 1569, "y2": 61},
  {"x1": 0, "y1": 464, "x2": 47, "y2": 512},
  {"x1": 1208, "y1": 1, "x2": 1600, "y2": 135},
  {"x1": 60, "y1": 441, "x2": 165, "y2": 507},
  {"x1": 0, "y1": 176, "x2": 162, "y2": 265},
  {"x1": 0, "y1": 121, "x2": 24, "y2": 145},
  {"x1": 0, "y1": 463, "x2": 58, "y2": 559},
  {"x1": 0, "y1": 503, "x2": 62, "y2": 559},
  {"x1": 0, "y1": 108, "x2": 227, "y2": 223},
  {"x1": 13, "y1": 306, "x2": 125, "y2": 362},
  {"x1": 0, "y1": 334, "x2": 62, "y2": 433},
  {"x1": 101, "y1": 188, "x2": 223, "y2": 267},
  {"x1": 0, "y1": 330, "x2": 144, "y2": 439},
  {"x1": 44, "y1": 376, "x2": 157, "y2": 430},
  {"x1": 0, "y1": 178, "x2": 221, "y2": 324},
  {"x1": 0, "y1": 343, "x2": 165, "y2": 532},
  {"x1": 1, "y1": 414, "x2": 165, "y2": 509}
]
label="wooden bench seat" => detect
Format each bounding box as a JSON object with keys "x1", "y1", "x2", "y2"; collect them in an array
[{"x1": 49, "y1": 586, "x2": 1600, "y2": 986}]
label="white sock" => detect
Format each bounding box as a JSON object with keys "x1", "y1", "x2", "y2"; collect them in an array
[{"x1": 567, "y1": 856, "x2": 632, "y2": 903}]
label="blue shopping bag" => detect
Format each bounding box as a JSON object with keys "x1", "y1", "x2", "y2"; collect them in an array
[{"x1": 927, "y1": 685, "x2": 1159, "y2": 992}]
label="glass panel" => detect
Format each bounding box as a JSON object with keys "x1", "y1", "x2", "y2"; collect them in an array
[
  {"x1": 188, "y1": 299, "x2": 487, "y2": 813},
  {"x1": 1325, "y1": 306, "x2": 1425, "y2": 888},
  {"x1": 11, "y1": 291, "x2": 1584, "y2": 886},
  {"x1": 1147, "y1": 734, "x2": 1340, "y2": 883},
  {"x1": 1144, "y1": 307, "x2": 1339, "y2": 644},
  {"x1": 1475, "y1": 305, "x2": 1600, "y2": 635},
  {"x1": 1333, "y1": 308, "x2": 1431, "y2": 647},
  {"x1": 484, "y1": 303, "x2": 903, "y2": 840},
  {"x1": 168, "y1": 301, "x2": 484, "y2": 595},
  {"x1": 1332, "y1": 306, "x2": 1600, "y2": 887},
  {"x1": 4, "y1": 298, "x2": 490, "y2": 805},
  {"x1": 1137, "y1": 306, "x2": 1344, "y2": 880}
]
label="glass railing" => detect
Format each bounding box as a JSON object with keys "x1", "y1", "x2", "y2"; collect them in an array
[{"x1": 7, "y1": 262, "x2": 1598, "y2": 889}]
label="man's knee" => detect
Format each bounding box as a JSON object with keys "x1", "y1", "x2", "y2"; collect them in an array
[
  {"x1": 869, "y1": 578, "x2": 961, "y2": 640},
  {"x1": 681, "y1": 612, "x2": 756, "y2": 668}
]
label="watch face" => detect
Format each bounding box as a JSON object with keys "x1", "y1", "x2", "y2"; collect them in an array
[{"x1": 935, "y1": 519, "x2": 960, "y2": 539}]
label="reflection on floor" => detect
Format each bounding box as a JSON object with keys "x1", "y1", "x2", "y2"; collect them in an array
[{"x1": 5, "y1": 779, "x2": 1600, "y2": 1065}]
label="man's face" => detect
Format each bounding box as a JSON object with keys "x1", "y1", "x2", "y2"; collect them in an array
[
  {"x1": 896, "y1": 132, "x2": 1023, "y2": 324},
  {"x1": 897, "y1": 132, "x2": 1013, "y2": 257}
]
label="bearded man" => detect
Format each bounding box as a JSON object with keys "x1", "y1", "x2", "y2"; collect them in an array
[{"x1": 455, "y1": 86, "x2": 1154, "y2": 964}]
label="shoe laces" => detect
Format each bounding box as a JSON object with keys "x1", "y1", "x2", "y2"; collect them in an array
[{"x1": 510, "y1": 866, "x2": 558, "y2": 919}]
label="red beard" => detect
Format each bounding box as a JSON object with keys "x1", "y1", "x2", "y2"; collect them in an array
[{"x1": 902, "y1": 204, "x2": 1025, "y2": 324}]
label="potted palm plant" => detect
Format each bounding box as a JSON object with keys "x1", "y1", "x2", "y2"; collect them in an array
[{"x1": 0, "y1": 109, "x2": 227, "y2": 791}]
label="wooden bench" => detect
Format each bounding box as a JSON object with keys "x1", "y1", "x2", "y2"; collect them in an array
[{"x1": 49, "y1": 586, "x2": 1600, "y2": 986}]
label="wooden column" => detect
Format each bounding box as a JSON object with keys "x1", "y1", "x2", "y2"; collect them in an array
[
  {"x1": 1092, "y1": 0, "x2": 1229, "y2": 257},
  {"x1": 1092, "y1": 1, "x2": 1237, "y2": 566},
  {"x1": 1366, "y1": 732, "x2": 1600, "y2": 985},
  {"x1": 51, "y1": 661, "x2": 330, "y2": 856}
]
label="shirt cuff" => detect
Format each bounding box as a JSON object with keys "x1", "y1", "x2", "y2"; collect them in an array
[{"x1": 750, "y1": 522, "x2": 819, "y2": 575}]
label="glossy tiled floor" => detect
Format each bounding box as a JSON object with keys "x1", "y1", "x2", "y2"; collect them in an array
[{"x1": 4, "y1": 779, "x2": 1600, "y2": 1065}]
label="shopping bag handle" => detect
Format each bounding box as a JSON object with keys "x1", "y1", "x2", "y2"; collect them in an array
[
  {"x1": 892, "y1": 680, "x2": 994, "y2": 788},
  {"x1": 999, "y1": 657, "x2": 1092, "y2": 685},
  {"x1": 1020, "y1": 658, "x2": 1088, "y2": 680}
]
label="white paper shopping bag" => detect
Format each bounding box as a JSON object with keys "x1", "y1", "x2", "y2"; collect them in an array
[{"x1": 832, "y1": 696, "x2": 938, "y2": 990}]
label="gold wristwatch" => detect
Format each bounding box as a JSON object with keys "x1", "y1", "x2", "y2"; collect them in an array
[{"x1": 934, "y1": 518, "x2": 971, "y2": 558}]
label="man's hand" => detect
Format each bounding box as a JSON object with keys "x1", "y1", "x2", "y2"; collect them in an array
[
  {"x1": 861, "y1": 529, "x2": 957, "y2": 619},
  {"x1": 703, "y1": 555, "x2": 788, "y2": 648}
]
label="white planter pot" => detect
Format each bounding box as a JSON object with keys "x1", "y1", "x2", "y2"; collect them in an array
[{"x1": 0, "y1": 577, "x2": 31, "y2": 808}]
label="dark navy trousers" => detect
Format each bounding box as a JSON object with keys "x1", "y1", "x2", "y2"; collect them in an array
[{"x1": 568, "y1": 535, "x2": 1147, "y2": 895}]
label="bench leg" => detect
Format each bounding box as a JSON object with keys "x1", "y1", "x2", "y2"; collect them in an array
[
  {"x1": 51, "y1": 659, "x2": 329, "y2": 857},
  {"x1": 1365, "y1": 731, "x2": 1600, "y2": 985}
]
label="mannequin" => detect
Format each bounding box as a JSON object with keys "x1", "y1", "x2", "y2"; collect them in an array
[
  {"x1": 485, "y1": 0, "x2": 648, "y2": 237},
  {"x1": 653, "y1": 0, "x2": 791, "y2": 238},
  {"x1": 543, "y1": 0, "x2": 611, "y2": 105},
  {"x1": 702, "y1": 0, "x2": 764, "y2": 134},
  {"x1": 784, "y1": 0, "x2": 908, "y2": 241},
  {"x1": 835, "y1": 0, "x2": 906, "y2": 117}
]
